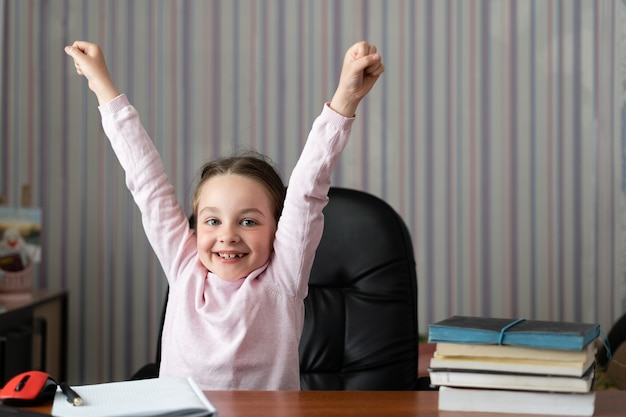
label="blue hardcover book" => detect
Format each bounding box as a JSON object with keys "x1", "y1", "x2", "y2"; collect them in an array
[{"x1": 428, "y1": 316, "x2": 600, "y2": 351}]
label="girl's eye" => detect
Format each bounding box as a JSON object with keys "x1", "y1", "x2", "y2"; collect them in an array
[
  {"x1": 206, "y1": 218, "x2": 220, "y2": 226},
  {"x1": 241, "y1": 219, "x2": 257, "y2": 227}
]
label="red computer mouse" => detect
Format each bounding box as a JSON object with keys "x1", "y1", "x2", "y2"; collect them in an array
[{"x1": 0, "y1": 370, "x2": 58, "y2": 406}]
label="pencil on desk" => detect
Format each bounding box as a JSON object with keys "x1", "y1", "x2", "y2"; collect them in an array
[{"x1": 60, "y1": 382, "x2": 83, "y2": 406}]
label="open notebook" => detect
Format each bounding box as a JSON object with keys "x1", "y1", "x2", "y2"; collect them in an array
[{"x1": 51, "y1": 377, "x2": 216, "y2": 417}]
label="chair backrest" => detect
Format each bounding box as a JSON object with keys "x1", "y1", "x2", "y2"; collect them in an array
[{"x1": 299, "y1": 187, "x2": 419, "y2": 390}]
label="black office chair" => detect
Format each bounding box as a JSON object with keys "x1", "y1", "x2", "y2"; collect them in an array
[
  {"x1": 132, "y1": 187, "x2": 420, "y2": 390},
  {"x1": 131, "y1": 290, "x2": 168, "y2": 380},
  {"x1": 299, "y1": 187, "x2": 419, "y2": 390}
]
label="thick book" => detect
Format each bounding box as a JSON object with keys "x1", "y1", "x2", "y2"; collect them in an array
[
  {"x1": 429, "y1": 355, "x2": 594, "y2": 377},
  {"x1": 433, "y1": 341, "x2": 596, "y2": 361},
  {"x1": 430, "y1": 343, "x2": 596, "y2": 376},
  {"x1": 428, "y1": 315, "x2": 600, "y2": 350},
  {"x1": 428, "y1": 366, "x2": 595, "y2": 393},
  {"x1": 438, "y1": 386, "x2": 596, "y2": 416}
]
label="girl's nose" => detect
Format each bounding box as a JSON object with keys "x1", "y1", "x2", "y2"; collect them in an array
[{"x1": 219, "y1": 225, "x2": 240, "y2": 243}]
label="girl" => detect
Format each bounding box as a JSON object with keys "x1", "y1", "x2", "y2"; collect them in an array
[{"x1": 65, "y1": 40, "x2": 384, "y2": 390}]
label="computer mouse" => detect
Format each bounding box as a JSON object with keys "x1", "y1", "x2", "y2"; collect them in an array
[{"x1": 0, "y1": 371, "x2": 58, "y2": 406}]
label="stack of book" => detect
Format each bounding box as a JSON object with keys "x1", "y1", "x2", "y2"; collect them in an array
[{"x1": 427, "y1": 316, "x2": 601, "y2": 416}]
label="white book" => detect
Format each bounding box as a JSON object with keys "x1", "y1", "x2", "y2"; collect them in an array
[
  {"x1": 429, "y1": 353, "x2": 595, "y2": 377},
  {"x1": 438, "y1": 386, "x2": 596, "y2": 416},
  {"x1": 51, "y1": 377, "x2": 216, "y2": 417},
  {"x1": 429, "y1": 367, "x2": 594, "y2": 393}
]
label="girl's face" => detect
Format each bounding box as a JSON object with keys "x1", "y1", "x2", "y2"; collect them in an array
[{"x1": 195, "y1": 174, "x2": 277, "y2": 281}]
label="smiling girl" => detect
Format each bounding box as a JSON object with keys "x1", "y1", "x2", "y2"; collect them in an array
[{"x1": 65, "y1": 40, "x2": 384, "y2": 390}]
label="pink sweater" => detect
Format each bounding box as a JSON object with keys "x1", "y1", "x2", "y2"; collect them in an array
[{"x1": 99, "y1": 95, "x2": 354, "y2": 390}]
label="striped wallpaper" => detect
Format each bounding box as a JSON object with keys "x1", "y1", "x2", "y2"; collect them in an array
[{"x1": 1, "y1": 0, "x2": 624, "y2": 384}]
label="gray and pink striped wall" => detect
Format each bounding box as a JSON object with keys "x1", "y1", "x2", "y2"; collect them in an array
[{"x1": 0, "y1": 0, "x2": 624, "y2": 385}]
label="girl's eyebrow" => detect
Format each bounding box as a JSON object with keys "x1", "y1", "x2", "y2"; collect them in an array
[
  {"x1": 240, "y1": 208, "x2": 266, "y2": 217},
  {"x1": 197, "y1": 207, "x2": 216, "y2": 216},
  {"x1": 198, "y1": 207, "x2": 267, "y2": 217}
]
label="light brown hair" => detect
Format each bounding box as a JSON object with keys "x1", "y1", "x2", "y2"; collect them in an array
[{"x1": 192, "y1": 152, "x2": 286, "y2": 225}]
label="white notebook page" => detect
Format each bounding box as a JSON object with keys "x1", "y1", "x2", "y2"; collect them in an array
[{"x1": 51, "y1": 377, "x2": 216, "y2": 417}]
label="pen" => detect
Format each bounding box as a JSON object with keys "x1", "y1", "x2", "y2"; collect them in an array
[{"x1": 60, "y1": 382, "x2": 83, "y2": 406}]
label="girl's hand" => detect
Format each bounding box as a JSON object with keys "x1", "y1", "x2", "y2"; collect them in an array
[
  {"x1": 64, "y1": 41, "x2": 120, "y2": 105},
  {"x1": 330, "y1": 41, "x2": 385, "y2": 117}
]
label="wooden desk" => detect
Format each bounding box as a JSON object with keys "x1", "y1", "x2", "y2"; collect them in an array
[
  {"x1": 202, "y1": 390, "x2": 625, "y2": 417},
  {"x1": 23, "y1": 389, "x2": 626, "y2": 416}
]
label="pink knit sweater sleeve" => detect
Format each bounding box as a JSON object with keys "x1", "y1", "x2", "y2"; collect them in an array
[
  {"x1": 270, "y1": 104, "x2": 355, "y2": 299},
  {"x1": 98, "y1": 94, "x2": 197, "y2": 281}
]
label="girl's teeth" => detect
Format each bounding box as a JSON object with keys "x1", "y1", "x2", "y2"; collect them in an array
[{"x1": 219, "y1": 253, "x2": 241, "y2": 259}]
